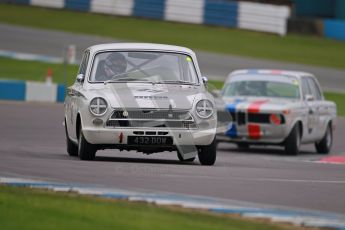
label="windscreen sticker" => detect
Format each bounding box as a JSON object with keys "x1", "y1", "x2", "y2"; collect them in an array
[
  {"x1": 186, "y1": 57, "x2": 192, "y2": 62},
  {"x1": 292, "y1": 79, "x2": 299, "y2": 85}
]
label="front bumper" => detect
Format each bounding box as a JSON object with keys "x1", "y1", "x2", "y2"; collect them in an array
[
  {"x1": 217, "y1": 123, "x2": 288, "y2": 144},
  {"x1": 83, "y1": 127, "x2": 216, "y2": 146}
]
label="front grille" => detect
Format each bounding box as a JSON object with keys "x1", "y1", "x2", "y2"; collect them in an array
[
  {"x1": 111, "y1": 109, "x2": 193, "y2": 120},
  {"x1": 106, "y1": 109, "x2": 196, "y2": 129},
  {"x1": 248, "y1": 113, "x2": 285, "y2": 124},
  {"x1": 248, "y1": 113, "x2": 270, "y2": 123},
  {"x1": 106, "y1": 120, "x2": 196, "y2": 128},
  {"x1": 228, "y1": 112, "x2": 285, "y2": 125},
  {"x1": 230, "y1": 112, "x2": 236, "y2": 122},
  {"x1": 237, "y1": 112, "x2": 246, "y2": 125},
  {"x1": 217, "y1": 110, "x2": 233, "y2": 123}
]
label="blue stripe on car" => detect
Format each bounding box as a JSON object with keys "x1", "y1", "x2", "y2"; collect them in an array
[{"x1": 225, "y1": 99, "x2": 243, "y2": 138}]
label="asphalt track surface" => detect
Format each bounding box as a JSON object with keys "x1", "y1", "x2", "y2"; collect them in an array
[
  {"x1": 0, "y1": 101, "x2": 344, "y2": 215},
  {"x1": 1, "y1": 23, "x2": 345, "y2": 92}
]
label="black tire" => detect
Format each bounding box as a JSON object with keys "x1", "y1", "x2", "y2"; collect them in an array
[
  {"x1": 78, "y1": 126, "x2": 96, "y2": 161},
  {"x1": 237, "y1": 143, "x2": 250, "y2": 150},
  {"x1": 177, "y1": 151, "x2": 196, "y2": 162},
  {"x1": 198, "y1": 138, "x2": 217, "y2": 166},
  {"x1": 65, "y1": 119, "x2": 78, "y2": 156},
  {"x1": 284, "y1": 124, "x2": 301, "y2": 156},
  {"x1": 315, "y1": 123, "x2": 332, "y2": 154}
]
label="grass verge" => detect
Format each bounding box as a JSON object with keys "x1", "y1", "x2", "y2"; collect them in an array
[
  {"x1": 0, "y1": 185, "x2": 292, "y2": 230},
  {"x1": 324, "y1": 92, "x2": 345, "y2": 118},
  {"x1": 0, "y1": 57, "x2": 78, "y2": 86},
  {"x1": 0, "y1": 3, "x2": 345, "y2": 69}
]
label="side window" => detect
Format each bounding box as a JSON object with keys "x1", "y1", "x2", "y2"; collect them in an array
[
  {"x1": 301, "y1": 78, "x2": 312, "y2": 99},
  {"x1": 307, "y1": 78, "x2": 322, "y2": 101},
  {"x1": 78, "y1": 51, "x2": 90, "y2": 75}
]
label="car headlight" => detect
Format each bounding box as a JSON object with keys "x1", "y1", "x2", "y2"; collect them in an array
[
  {"x1": 196, "y1": 99, "x2": 214, "y2": 119},
  {"x1": 89, "y1": 97, "x2": 108, "y2": 116}
]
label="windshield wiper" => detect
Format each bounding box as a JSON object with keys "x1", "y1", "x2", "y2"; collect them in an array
[
  {"x1": 156, "y1": 80, "x2": 197, "y2": 85},
  {"x1": 114, "y1": 77, "x2": 150, "y2": 81},
  {"x1": 104, "y1": 78, "x2": 150, "y2": 84}
]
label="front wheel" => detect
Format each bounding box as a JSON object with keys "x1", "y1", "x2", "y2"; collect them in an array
[
  {"x1": 198, "y1": 138, "x2": 217, "y2": 166},
  {"x1": 284, "y1": 124, "x2": 301, "y2": 156},
  {"x1": 315, "y1": 123, "x2": 332, "y2": 154},
  {"x1": 78, "y1": 126, "x2": 96, "y2": 161}
]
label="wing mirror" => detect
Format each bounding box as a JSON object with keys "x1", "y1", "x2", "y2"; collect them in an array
[
  {"x1": 305, "y1": 94, "x2": 314, "y2": 101},
  {"x1": 76, "y1": 74, "x2": 85, "y2": 83},
  {"x1": 202, "y1": 76, "x2": 208, "y2": 88}
]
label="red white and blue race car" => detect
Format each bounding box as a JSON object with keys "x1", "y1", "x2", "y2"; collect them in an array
[{"x1": 217, "y1": 69, "x2": 337, "y2": 155}]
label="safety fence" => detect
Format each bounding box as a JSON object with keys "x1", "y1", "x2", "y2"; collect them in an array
[
  {"x1": 3, "y1": 0, "x2": 291, "y2": 36},
  {"x1": 0, "y1": 79, "x2": 65, "y2": 103}
]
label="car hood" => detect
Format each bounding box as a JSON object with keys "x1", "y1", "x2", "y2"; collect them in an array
[
  {"x1": 91, "y1": 83, "x2": 203, "y2": 110},
  {"x1": 221, "y1": 96, "x2": 300, "y2": 112}
]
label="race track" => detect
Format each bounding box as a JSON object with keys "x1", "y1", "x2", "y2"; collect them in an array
[{"x1": 0, "y1": 101, "x2": 344, "y2": 214}]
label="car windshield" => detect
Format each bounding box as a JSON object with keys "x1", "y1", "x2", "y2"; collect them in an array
[
  {"x1": 222, "y1": 75, "x2": 301, "y2": 99},
  {"x1": 89, "y1": 51, "x2": 199, "y2": 84}
]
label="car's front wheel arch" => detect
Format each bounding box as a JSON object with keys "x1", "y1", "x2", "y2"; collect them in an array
[{"x1": 289, "y1": 120, "x2": 303, "y2": 140}]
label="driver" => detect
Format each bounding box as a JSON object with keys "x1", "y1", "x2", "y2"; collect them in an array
[{"x1": 96, "y1": 53, "x2": 127, "y2": 81}]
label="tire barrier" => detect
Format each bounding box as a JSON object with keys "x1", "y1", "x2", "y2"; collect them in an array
[
  {"x1": 0, "y1": 79, "x2": 66, "y2": 103},
  {"x1": 3, "y1": 0, "x2": 290, "y2": 36}
]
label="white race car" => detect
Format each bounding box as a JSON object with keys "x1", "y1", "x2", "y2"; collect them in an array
[
  {"x1": 217, "y1": 69, "x2": 337, "y2": 155},
  {"x1": 64, "y1": 43, "x2": 217, "y2": 165}
]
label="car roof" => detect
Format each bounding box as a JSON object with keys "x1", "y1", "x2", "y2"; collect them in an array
[
  {"x1": 226, "y1": 69, "x2": 315, "y2": 83},
  {"x1": 87, "y1": 43, "x2": 195, "y2": 55}
]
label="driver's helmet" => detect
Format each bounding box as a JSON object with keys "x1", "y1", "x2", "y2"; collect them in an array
[{"x1": 104, "y1": 53, "x2": 127, "y2": 76}]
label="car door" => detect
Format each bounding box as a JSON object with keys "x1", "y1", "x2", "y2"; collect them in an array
[
  {"x1": 66, "y1": 51, "x2": 89, "y2": 140},
  {"x1": 301, "y1": 77, "x2": 319, "y2": 141},
  {"x1": 306, "y1": 77, "x2": 325, "y2": 140}
]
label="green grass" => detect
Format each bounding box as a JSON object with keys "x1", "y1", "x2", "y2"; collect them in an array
[
  {"x1": 0, "y1": 185, "x2": 290, "y2": 230},
  {"x1": 1, "y1": 4, "x2": 345, "y2": 69},
  {"x1": 209, "y1": 80, "x2": 225, "y2": 90},
  {"x1": 324, "y1": 92, "x2": 345, "y2": 117},
  {"x1": 0, "y1": 57, "x2": 78, "y2": 86}
]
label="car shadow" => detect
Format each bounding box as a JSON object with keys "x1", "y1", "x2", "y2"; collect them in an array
[
  {"x1": 217, "y1": 143, "x2": 318, "y2": 157},
  {"x1": 92, "y1": 155, "x2": 198, "y2": 165}
]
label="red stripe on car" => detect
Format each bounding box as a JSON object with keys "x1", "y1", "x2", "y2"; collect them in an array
[
  {"x1": 247, "y1": 100, "x2": 269, "y2": 139},
  {"x1": 247, "y1": 100, "x2": 269, "y2": 113},
  {"x1": 248, "y1": 124, "x2": 261, "y2": 139}
]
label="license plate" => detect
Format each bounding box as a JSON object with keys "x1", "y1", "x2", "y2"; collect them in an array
[{"x1": 128, "y1": 136, "x2": 173, "y2": 145}]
